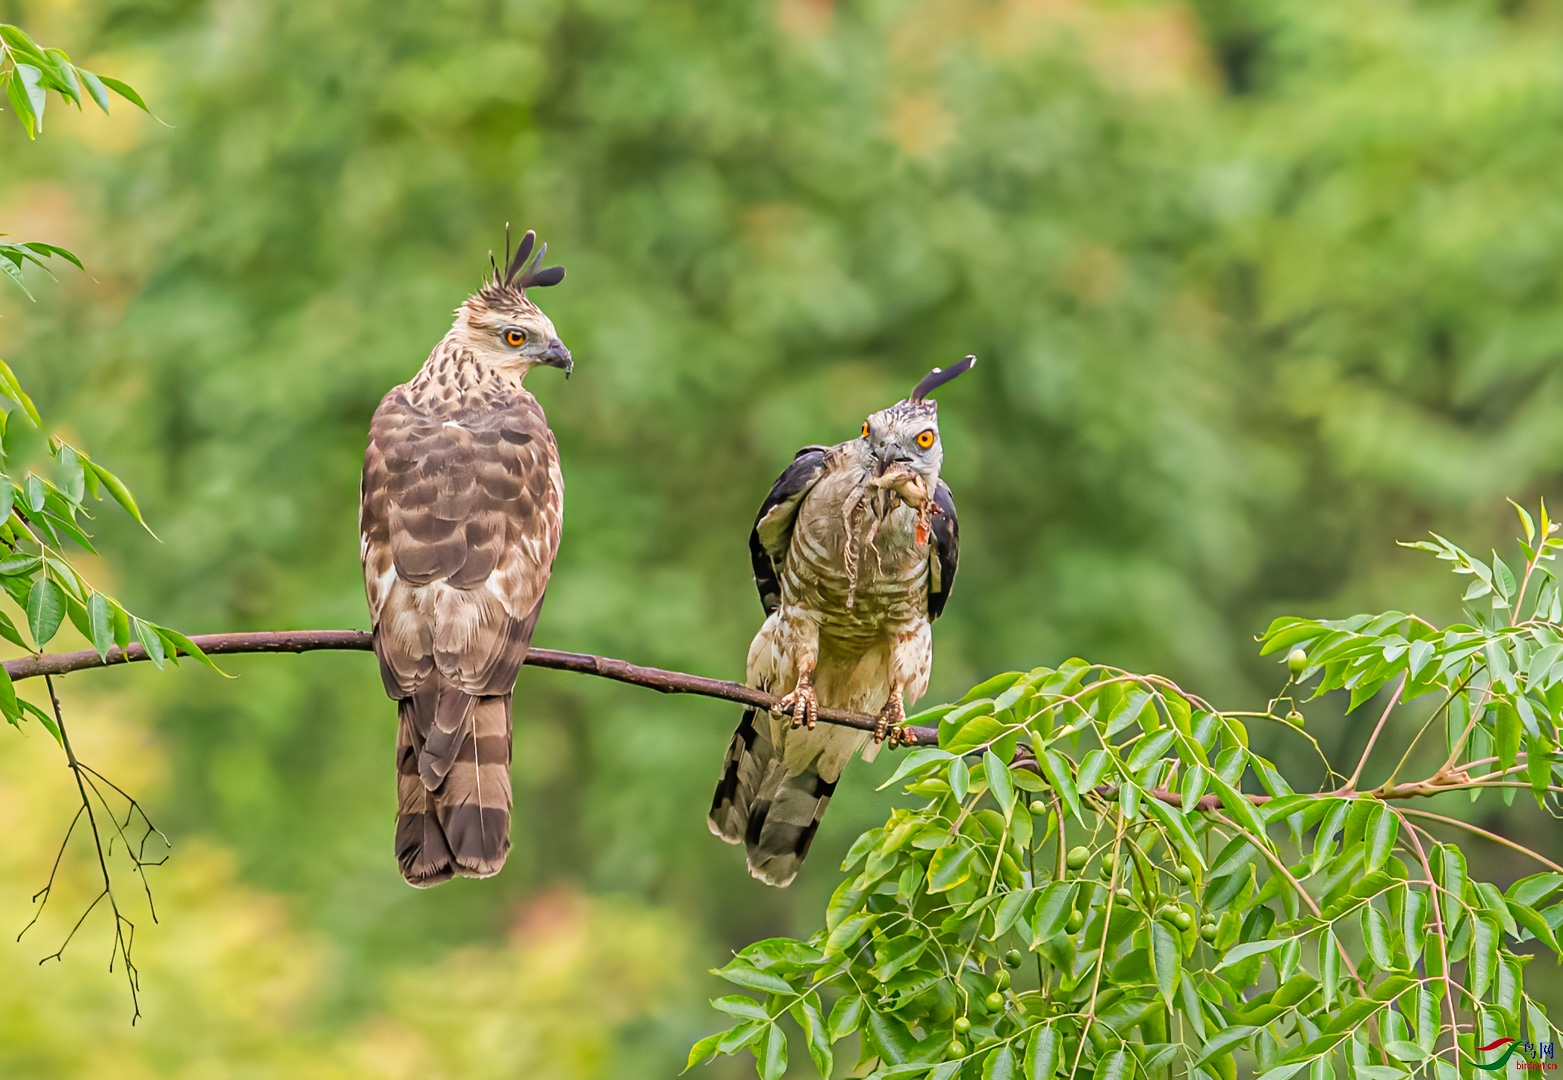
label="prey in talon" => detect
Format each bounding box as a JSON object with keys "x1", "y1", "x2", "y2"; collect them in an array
[{"x1": 709, "y1": 355, "x2": 974, "y2": 886}]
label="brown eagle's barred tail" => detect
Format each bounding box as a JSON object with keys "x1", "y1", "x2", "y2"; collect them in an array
[{"x1": 395, "y1": 688, "x2": 513, "y2": 887}]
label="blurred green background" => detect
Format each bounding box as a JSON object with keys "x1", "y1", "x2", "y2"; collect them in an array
[{"x1": 3, "y1": 0, "x2": 1563, "y2": 1073}]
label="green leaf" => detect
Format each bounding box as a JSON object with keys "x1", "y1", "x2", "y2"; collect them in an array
[
  {"x1": 133, "y1": 618, "x2": 166, "y2": 668},
  {"x1": 790, "y1": 996, "x2": 832, "y2": 1079},
  {"x1": 1311, "y1": 799, "x2": 1350, "y2": 875},
  {"x1": 0, "y1": 608, "x2": 29, "y2": 651},
  {"x1": 1142, "y1": 793, "x2": 1205, "y2": 870},
  {"x1": 0, "y1": 663, "x2": 18, "y2": 723},
  {"x1": 1095, "y1": 1050, "x2": 1130, "y2": 1080},
  {"x1": 1470, "y1": 916, "x2": 1498, "y2": 1000},
  {"x1": 1024, "y1": 1025, "x2": 1059, "y2": 1080},
  {"x1": 713, "y1": 962, "x2": 793, "y2": 995},
  {"x1": 1415, "y1": 981, "x2": 1439, "y2": 1053},
  {"x1": 824, "y1": 910, "x2": 875, "y2": 954},
  {"x1": 14, "y1": 64, "x2": 46, "y2": 134},
  {"x1": 1365, "y1": 803, "x2": 1398, "y2": 873},
  {"x1": 1075, "y1": 748, "x2": 1110, "y2": 792},
  {"x1": 927, "y1": 842, "x2": 977, "y2": 893},
  {"x1": 87, "y1": 592, "x2": 112, "y2": 659},
  {"x1": 1402, "y1": 889, "x2": 1428, "y2": 964},
  {"x1": 1151, "y1": 920, "x2": 1179, "y2": 1007},
  {"x1": 1029, "y1": 882, "x2": 1076, "y2": 943},
  {"x1": 1507, "y1": 872, "x2": 1563, "y2": 908},
  {"x1": 1127, "y1": 729, "x2": 1176, "y2": 773},
  {"x1": 828, "y1": 994, "x2": 864, "y2": 1039},
  {"x1": 18, "y1": 699, "x2": 62, "y2": 746},
  {"x1": 155, "y1": 626, "x2": 220, "y2": 672},
  {"x1": 1361, "y1": 906, "x2": 1395, "y2": 970},
  {"x1": 1038, "y1": 749, "x2": 1081, "y2": 824},
  {"x1": 25, "y1": 577, "x2": 63, "y2": 648},
  {"x1": 1216, "y1": 938, "x2": 1286, "y2": 970},
  {"x1": 1508, "y1": 900, "x2": 1561, "y2": 955},
  {"x1": 97, "y1": 75, "x2": 150, "y2": 113},
  {"x1": 982, "y1": 1044, "x2": 1017, "y2": 1080},
  {"x1": 1254, "y1": 1063, "x2": 1309, "y2": 1080},
  {"x1": 984, "y1": 750, "x2": 1015, "y2": 814},
  {"x1": 759, "y1": 1023, "x2": 787, "y2": 1080},
  {"x1": 949, "y1": 756, "x2": 970, "y2": 802},
  {"x1": 712, "y1": 995, "x2": 769, "y2": 1021},
  {"x1": 879, "y1": 747, "x2": 955, "y2": 790},
  {"x1": 1384, "y1": 1041, "x2": 1426, "y2": 1064},
  {"x1": 87, "y1": 462, "x2": 153, "y2": 533},
  {"x1": 685, "y1": 1032, "x2": 724, "y2": 1072},
  {"x1": 1193, "y1": 1025, "x2": 1258, "y2": 1066},
  {"x1": 77, "y1": 67, "x2": 111, "y2": 113}
]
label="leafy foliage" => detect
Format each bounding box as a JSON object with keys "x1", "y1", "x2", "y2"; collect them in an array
[
  {"x1": 0, "y1": 25, "x2": 204, "y2": 745},
  {"x1": 0, "y1": 21, "x2": 146, "y2": 139},
  {"x1": 696, "y1": 508, "x2": 1563, "y2": 1079}
]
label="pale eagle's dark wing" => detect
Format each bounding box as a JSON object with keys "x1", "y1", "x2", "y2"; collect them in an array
[
  {"x1": 927, "y1": 479, "x2": 959, "y2": 620},
  {"x1": 748, "y1": 446, "x2": 829, "y2": 613}
]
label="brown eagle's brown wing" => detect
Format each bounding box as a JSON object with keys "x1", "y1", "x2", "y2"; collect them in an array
[{"x1": 360, "y1": 386, "x2": 562, "y2": 886}]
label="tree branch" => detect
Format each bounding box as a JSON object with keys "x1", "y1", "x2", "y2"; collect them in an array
[{"x1": 4, "y1": 629, "x2": 939, "y2": 745}]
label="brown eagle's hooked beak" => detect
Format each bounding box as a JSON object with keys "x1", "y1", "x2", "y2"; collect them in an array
[{"x1": 540, "y1": 338, "x2": 573, "y2": 378}]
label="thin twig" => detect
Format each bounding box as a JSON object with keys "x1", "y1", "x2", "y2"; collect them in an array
[
  {"x1": 1400, "y1": 818, "x2": 1462, "y2": 1062},
  {"x1": 1398, "y1": 807, "x2": 1563, "y2": 875},
  {"x1": 1344, "y1": 676, "x2": 1405, "y2": 792},
  {"x1": 38, "y1": 674, "x2": 146, "y2": 1022}
]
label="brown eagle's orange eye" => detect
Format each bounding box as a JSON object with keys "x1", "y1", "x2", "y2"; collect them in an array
[
  {"x1": 504, "y1": 329, "x2": 527, "y2": 347},
  {"x1": 916, "y1": 429, "x2": 936, "y2": 449},
  {"x1": 861, "y1": 422, "x2": 870, "y2": 438}
]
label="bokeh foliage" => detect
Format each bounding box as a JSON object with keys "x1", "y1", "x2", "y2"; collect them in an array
[{"x1": 4, "y1": 0, "x2": 1563, "y2": 1074}]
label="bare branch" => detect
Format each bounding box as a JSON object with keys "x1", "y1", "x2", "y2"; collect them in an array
[
  {"x1": 27, "y1": 675, "x2": 160, "y2": 1023},
  {"x1": 2, "y1": 630, "x2": 939, "y2": 745}
]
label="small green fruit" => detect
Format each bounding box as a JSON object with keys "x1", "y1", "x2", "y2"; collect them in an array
[
  {"x1": 1029, "y1": 799, "x2": 1048, "y2": 816},
  {"x1": 950, "y1": 1039, "x2": 967, "y2": 1057},
  {"x1": 1066, "y1": 910, "x2": 1085, "y2": 933},
  {"x1": 1175, "y1": 863, "x2": 1193, "y2": 885},
  {"x1": 1287, "y1": 648, "x2": 1308, "y2": 676},
  {"x1": 994, "y1": 969, "x2": 1011, "y2": 991},
  {"x1": 985, "y1": 992, "x2": 1005, "y2": 1012},
  {"x1": 1004, "y1": 948, "x2": 1023, "y2": 968},
  {"x1": 1156, "y1": 904, "x2": 1178, "y2": 921},
  {"x1": 953, "y1": 1016, "x2": 972, "y2": 1035},
  {"x1": 1065, "y1": 845, "x2": 1090, "y2": 871},
  {"x1": 1173, "y1": 910, "x2": 1194, "y2": 932},
  {"x1": 1200, "y1": 921, "x2": 1218, "y2": 942},
  {"x1": 1099, "y1": 853, "x2": 1117, "y2": 877},
  {"x1": 1115, "y1": 887, "x2": 1132, "y2": 904}
]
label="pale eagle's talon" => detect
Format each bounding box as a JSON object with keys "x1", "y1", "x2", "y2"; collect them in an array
[
  {"x1": 778, "y1": 678, "x2": 818, "y2": 730},
  {"x1": 872, "y1": 691, "x2": 906, "y2": 744}
]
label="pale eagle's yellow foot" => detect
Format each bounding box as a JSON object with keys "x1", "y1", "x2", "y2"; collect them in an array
[
  {"x1": 776, "y1": 676, "x2": 819, "y2": 730},
  {"x1": 873, "y1": 691, "x2": 906, "y2": 745}
]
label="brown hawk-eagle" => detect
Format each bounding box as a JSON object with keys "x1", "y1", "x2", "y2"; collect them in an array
[
  {"x1": 710, "y1": 357, "x2": 973, "y2": 886},
  {"x1": 360, "y1": 230, "x2": 570, "y2": 887}
]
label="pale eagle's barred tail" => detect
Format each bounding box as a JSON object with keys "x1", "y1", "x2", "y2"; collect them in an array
[
  {"x1": 395, "y1": 679, "x2": 513, "y2": 887},
  {"x1": 709, "y1": 708, "x2": 838, "y2": 888}
]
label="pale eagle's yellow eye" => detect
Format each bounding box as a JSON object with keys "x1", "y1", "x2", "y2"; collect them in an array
[
  {"x1": 916, "y1": 429, "x2": 936, "y2": 450},
  {"x1": 504, "y1": 329, "x2": 527, "y2": 347},
  {"x1": 861, "y1": 421, "x2": 870, "y2": 438}
]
